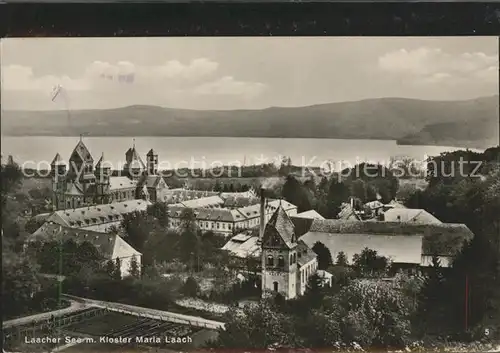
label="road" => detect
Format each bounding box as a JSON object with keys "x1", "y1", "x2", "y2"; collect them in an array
[{"x1": 2, "y1": 300, "x2": 89, "y2": 329}]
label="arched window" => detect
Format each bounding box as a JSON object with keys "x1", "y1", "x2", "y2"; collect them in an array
[
  {"x1": 278, "y1": 256, "x2": 285, "y2": 267},
  {"x1": 273, "y1": 281, "x2": 279, "y2": 292},
  {"x1": 289, "y1": 254, "x2": 293, "y2": 264},
  {"x1": 267, "y1": 255, "x2": 274, "y2": 266}
]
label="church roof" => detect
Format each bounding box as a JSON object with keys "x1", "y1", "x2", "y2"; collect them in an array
[
  {"x1": 95, "y1": 153, "x2": 110, "y2": 169},
  {"x1": 51, "y1": 153, "x2": 66, "y2": 166},
  {"x1": 109, "y1": 176, "x2": 137, "y2": 191},
  {"x1": 71, "y1": 140, "x2": 93, "y2": 163},
  {"x1": 263, "y1": 204, "x2": 297, "y2": 249}
]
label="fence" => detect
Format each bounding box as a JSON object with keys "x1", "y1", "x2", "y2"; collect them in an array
[{"x1": 62, "y1": 294, "x2": 226, "y2": 330}]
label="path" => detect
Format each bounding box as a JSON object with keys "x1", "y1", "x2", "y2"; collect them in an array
[{"x1": 3, "y1": 300, "x2": 89, "y2": 329}]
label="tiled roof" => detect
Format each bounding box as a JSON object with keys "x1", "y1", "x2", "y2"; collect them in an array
[
  {"x1": 296, "y1": 240, "x2": 317, "y2": 266},
  {"x1": 383, "y1": 208, "x2": 442, "y2": 224},
  {"x1": 294, "y1": 209, "x2": 325, "y2": 220},
  {"x1": 337, "y1": 203, "x2": 362, "y2": 221},
  {"x1": 179, "y1": 196, "x2": 225, "y2": 209},
  {"x1": 222, "y1": 233, "x2": 261, "y2": 258},
  {"x1": 109, "y1": 177, "x2": 137, "y2": 191},
  {"x1": 307, "y1": 219, "x2": 473, "y2": 256},
  {"x1": 27, "y1": 223, "x2": 140, "y2": 259},
  {"x1": 300, "y1": 231, "x2": 423, "y2": 265},
  {"x1": 222, "y1": 196, "x2": 260, "y2": 209},
  {"x1": 263, "y1": 205, "x2": 297, "y2": 249},
  {"x1": 167, "y1": 205, "x2": 244, "y2": 223},
  {"x1": 47, "y1": 199, "x2": 151, "y2": 228},
  {"x1": 71, "y1": 140, "x2": 93, "y2": 163}
]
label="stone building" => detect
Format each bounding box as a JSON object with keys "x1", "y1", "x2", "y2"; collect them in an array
[{"x1": 50, "y1": 138, "x2": 167, "y2": 210}]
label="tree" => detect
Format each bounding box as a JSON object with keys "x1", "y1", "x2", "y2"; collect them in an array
[
  {"x1": 304, "y1": 273, "x2": 324, "y2": 308},
  {"x1": 213, "y1": 300, "x2": 298, "y2": 349},
  {"x1": 182, "y1": 276, "x2": 200, "y2": 297},
  {"x1": 325, "y1": 178, "x2": 350, "y2": 218},
  {"x1": 121, "y1": 211, "x2": 159, "y2": 253},
  {"x1": 336, "y1": 251, "x2": 349, "y2": 266},
  {"x1": 282, "y1": 175, "x2": 312, "y2": 213},
  {"x1": 352, "y1": 248, "x2": 390, "y2": 277},
  {"x1": 312, "y1": 241, "x2": 333, "y2": 270},
  {"x1": 147, "y1": 202, "x2": 169, "y2": 227},
  {"x1": 2, "y1": 251, "x2": 41, "y2": 319},
  {"x1": 129, "y1": 255, "x2": 140, "y2": 278},
  {"x1": 114, "y1": 258, "x2": 122, "y2": 280}
]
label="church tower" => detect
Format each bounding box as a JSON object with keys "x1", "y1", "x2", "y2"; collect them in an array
[
  {"x1": 50, "y1": 153, "x2": 67, "y2": 210},
  {"x1": 94, "y1": 153, "x2": 111, "y2": 204},
  {"x1": 146, "y1": 149, "x2": 158, "y2": 175},
  {"x1": 260, "y1": 198, "x2": 299, "y2": 300},
  {"x1": 124, "y1": 140, "x2": 146, "y2": 180}
]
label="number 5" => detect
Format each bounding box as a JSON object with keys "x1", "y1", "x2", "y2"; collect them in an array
[{"x1": 485, "y1": 328, "x2": 490, "y2": 336}]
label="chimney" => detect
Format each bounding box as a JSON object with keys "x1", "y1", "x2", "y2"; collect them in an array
[{"x1": 259, "y1": 187, "x2": 266, "y2": 241}]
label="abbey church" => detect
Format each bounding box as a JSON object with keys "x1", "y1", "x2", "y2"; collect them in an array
[{"x1": 50, "y1": 138, "x2": 167, "y2": 211}]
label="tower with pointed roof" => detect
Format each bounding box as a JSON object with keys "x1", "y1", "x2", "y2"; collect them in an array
[
  {"x1": 95, "y1": 153, "x2": 111, "y2": 204},
  {"x1": 146, "y1": 149, "x2": 158, "y2": 175},
  {"x1": 261, "y1": 204, "x2": 299, "y2": 299},
  {"x1": 50, "y1": 153, "x2": 67, "y2": 211},
  {"x1": 123, "y1": 140, "x2": 146, "y2": 180}
]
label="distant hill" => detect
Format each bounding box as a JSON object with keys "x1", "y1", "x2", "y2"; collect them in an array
[{"x1": 2, "y1": 96, "x2": 498, "y2": 148}]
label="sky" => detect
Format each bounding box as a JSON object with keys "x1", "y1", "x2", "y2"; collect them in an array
[{"x1": 1, "y1": 37, "x2": 498, "y2": 111}]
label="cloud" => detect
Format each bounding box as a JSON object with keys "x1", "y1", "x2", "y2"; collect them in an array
[
  {"x1": 193, "y1": 76, "x2": 266, "y2": 98},
  {"x1": 378, "y1": 47, "x2": 497, "y2": 83}
]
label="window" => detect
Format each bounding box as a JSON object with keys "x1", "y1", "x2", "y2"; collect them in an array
[
  {"x1": 273, "y1": 281, "x2": 279, "y2": 292},
  {"x1": 289, "y1": 254, "x2": 293, "y2": 264},
  {"x1": 216, "y1": 223, "x2": 220, "y2": 229},
  {"x1": 228, "y1": 224, "x2": 232, "y2": 229},
  {"x1": 267, "y1": 255, "x2": 274, "y2": 267},
  {"x1": 278, "y1": 256, "x2": 284, "y2": 267}
]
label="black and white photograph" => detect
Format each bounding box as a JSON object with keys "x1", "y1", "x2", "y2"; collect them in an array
[{"x1": 1, "y1": 36, "x2": 499, "y2": 353}]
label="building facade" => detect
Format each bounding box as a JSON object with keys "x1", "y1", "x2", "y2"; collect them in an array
[{"x1": 51, "y1": 139, "x2": 167, "y2": 210}]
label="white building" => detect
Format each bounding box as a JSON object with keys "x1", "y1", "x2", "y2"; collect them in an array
[
  {"x1": 42, "y1": 199, "x2": 152, "y2": 233},
  {"x1": 27, "y1": 222, "x2": 142, "y2": 278}
]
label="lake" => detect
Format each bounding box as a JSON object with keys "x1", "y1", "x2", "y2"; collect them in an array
[{"x1": 0, "y1": 136, "x2": 479, "y2": 172}]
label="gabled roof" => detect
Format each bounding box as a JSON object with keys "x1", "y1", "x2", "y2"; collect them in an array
[
  {"x1": 70, "y1": 140, "x2": 93, "y2": 163},
  {"x1": 178, "y1": 196, "x2": 225, "y2": 209},
  {"x1": 296, "y1": 240, "x2": 317, "y2": 267},
  {"x1": 222, "y1": 233, "x2": 261, "y2": 258},
  {"x1": 294, "y1": 209, "x2": 325, "y2": 220},
  {"x1": 147, "y1": 149, "x2": 157, "y2": 156},
  {"x1": 27, "y1": 223, "x2": 140, "y2": 259},
  {"x1": 125, "y1": 147, "x2": 146, "y2": 169},
  {"x1": 383, "y1": 208, "x2": 442, "y2": 224},
  {"x1": 46, "y1": 200, "x2": 151, "y2": 229},
  {"x1": 262, "y1": 205, "x2": 297, "y2": 249}
]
